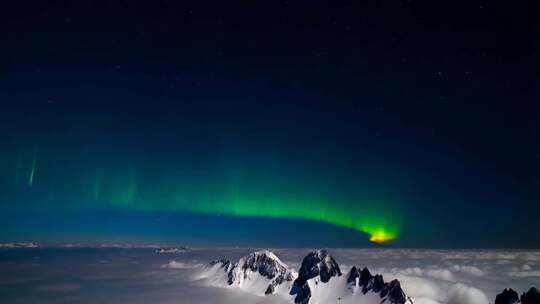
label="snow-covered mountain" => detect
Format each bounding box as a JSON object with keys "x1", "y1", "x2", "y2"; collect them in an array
[
  {"x1": 289, "y1": 249, "x2": 342, "y2": 304},
  {"x1": 290, "y1": 249, "x2": 412, "y2": 304},
  {"x1": 203, "y1": 249, "x2": 413, "y2": 304},
  {"x1": 203, "y1": 250, "x2": 297, "y2": 296},
  {"x1": 345, "y1": 266, "x2": 411, "y2": 304}
]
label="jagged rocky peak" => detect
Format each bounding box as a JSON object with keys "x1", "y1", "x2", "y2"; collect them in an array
[
  {"x1": 495, "y1": 287, "x2": 540, "y2": 304},
  {"x1": 290, "y1": 250, "x2": 342, "y2": 304},
  {"x1": 297, "y1": 249, "x2": 342, "y2": 283},
  {"x1": 209, "y1": 250, "x2": 414, "y2": 304},
  {"x1": 238, "y1": 250, "x2": 290, "y2": 280},
  {"x1": 495, "y1": 288, "x2": 520, "y2": 304},
  {"x1": 346, "y1": 266, "x2": 411, "y2": 304},
  {"x1": 208, "y1": 250, "x2": 295, "y2": 295},
  {"x1": 385, "y1": 279, "x2": 409, "y2": 304},
  {"x1": 521, "y1": 287, "x2": 540, "y2": 304}
]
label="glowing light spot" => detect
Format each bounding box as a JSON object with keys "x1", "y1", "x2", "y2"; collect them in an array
[{"x1": 368, "y1": 230, "x2": 396, "y2": 244}]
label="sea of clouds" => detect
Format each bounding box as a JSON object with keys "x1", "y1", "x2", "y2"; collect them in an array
[
  {"x1": 0, "y1": 247, "x2": 538, "y2": 304},
  {"x1": 186, "y1": 248, "x2": 540, "y2": 304},
  {"x1": 288, "y1": 249, "x2": 540, "y2": 304}
]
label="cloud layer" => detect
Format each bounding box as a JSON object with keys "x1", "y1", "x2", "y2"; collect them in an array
[{"x1": 0, "y1": 248, "x2": 538, "y2": 304}]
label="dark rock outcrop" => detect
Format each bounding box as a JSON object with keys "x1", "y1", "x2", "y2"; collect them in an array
[
  {"x1": 386, "y1": 279, "x2": 408, "y2": 304},
  {"x1": 372, "y1": 274, "x2": 385, "y2": 293},
  {"x1": 494, "y1": 287, "x2": 540, "y2": 304},
  {"x1": 290, "y1": 281, "x2": 311, "y2": 304},
  {"x1": 297, "y1": 249, "x2": 342, "y2": 283},
  {"x1": 495, "y1": 288, "x2": 520, "y2": 304},
  {"x1": 346, "y1": 266, "x2": 411, "y2": 304},
  {"x1": 346, "y1": 266, "x2": 360, "y2": 290},
  {"x1": 211, "y1": 249, "x2": 412, "y2": 304},
  {"x1": 521, "y1": 287, "x2": 540, "y2": 304},
  {"x1": 290, "y1": 250, "x2": 342, "y2": 304}
]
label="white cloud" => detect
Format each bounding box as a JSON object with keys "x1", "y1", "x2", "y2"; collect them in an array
[
  {"x1": 508, "y1": 271, "x2": 540, "y2": 278},
  {"x1": 296, "y1": 249, "x2": 540, "y2": 304},
  {"x1": 390, "y1": 267, "x2": 456, "y2": 282},
  {"x1": 446, "y1": 283, "x2": 489, "y2": 304},
  {"x1": 389, "y1": 274, "x2": 489, "y2": 304},
  {"x1": 449, "y1": 264, "x2": 484, "y2": 276},
  {"x1": 162, "y1": 261, "x2": 202, "y2": 269},
  {"x1": 2, "y1": 248, "x2": 539, "y2": 304}
]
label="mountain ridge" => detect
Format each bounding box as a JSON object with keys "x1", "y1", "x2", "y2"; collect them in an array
[{"x1": 206, "y1": 249, "x2": 413, "y2": 304}]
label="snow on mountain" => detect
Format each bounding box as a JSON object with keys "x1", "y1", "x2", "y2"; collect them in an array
[
  {"x1": 203, "y1": 249, "x2": 413, "y2": 304},
  {"x1": 290, "y1": 249, "x2": 343, "y2": 304},
  {"x1": 346, "y1": 266, "x2": 412, "y2": 304},
  {"x1": 290, "y1": 250, "x2": 413, "y2": 304},
  {"x1": 202, "y1": 250, "x2": 297, "y2": 297}
]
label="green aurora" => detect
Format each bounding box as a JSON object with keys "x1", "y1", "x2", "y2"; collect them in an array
[
  {"x1": 100, "y1": 173, "x2": 401, "y2": 243},
  {"x1": 2, "y1": 150, "x2": 401, "y2": 243},
  {"x1": 156, "y1": 196, "x2": 400, "y2": 243}
]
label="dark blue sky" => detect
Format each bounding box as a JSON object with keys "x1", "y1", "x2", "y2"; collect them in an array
[{"x1": 0, "y1": 0, "x2": 538, "y2": 248}]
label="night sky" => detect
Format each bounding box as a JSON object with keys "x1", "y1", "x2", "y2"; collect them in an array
[{"x1": 0, "y1": 0, "x2": 538, "y2": 248}]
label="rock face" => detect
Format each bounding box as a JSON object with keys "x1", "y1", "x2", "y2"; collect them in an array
[
  {"x1": 521, "y1": 287, "x2": 540, "y2": 304},
  {"x1": 207, "y1": 250, "x2": 540, "y2": 304},
  {"x1": 289, "y1": 249, "x2": 412, "y2": 304},
  {"x1": 209, "y1": 250, "x2": 295, "y2": 295},
  {"x1": 495, "y1": 287, "x2": 540, "y2": 304},
  {"x1": 297, "y1": 250, "x2": 342, "y2": 283},
  {"x1": 495, "y1": 289, "x2": 520, "y2": 304},
  {"x1": 346, "y1": 266, "x2": 411, "y2": 304},
  {"x1": 208, "y1": 249, "x2": 413, "y2": 304},
  {"x1": 290, "y1": 250, "x2": 342, "y2": 304}
]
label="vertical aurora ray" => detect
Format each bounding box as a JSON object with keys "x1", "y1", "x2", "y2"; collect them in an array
[
  {"x1": 28, "y1": 149, "x2": 37, "y2": 187},
  {"x1": 106, "y1": 168, "x2": 137, "y2": 206}
]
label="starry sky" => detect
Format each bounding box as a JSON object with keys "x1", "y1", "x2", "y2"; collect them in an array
[{"x1": 0, "y1": 0, "x2": 538, "y2": 248}]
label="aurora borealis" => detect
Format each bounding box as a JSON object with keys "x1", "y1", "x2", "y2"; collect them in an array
[
  {"x1": 1, "y1": 0, "x2": 538, "y2": 248},
  {"x1": 1, "y1": 99, "x2": 537, "y2": 248},
  {"x1": 1, "y1": 136, "x2": 401, "y2": 244}
]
